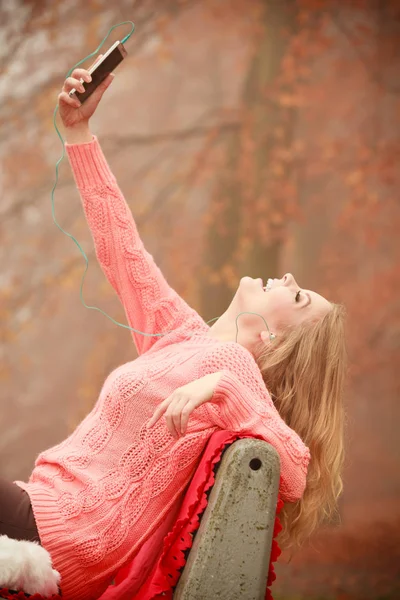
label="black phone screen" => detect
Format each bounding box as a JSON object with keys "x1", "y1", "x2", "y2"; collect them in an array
[{"x1": 75, "y1": 44, "x2": 126, "y2": 103}]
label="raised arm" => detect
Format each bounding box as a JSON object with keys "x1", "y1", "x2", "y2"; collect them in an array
[
  {"x1": 200, "y1": 344, "x2": 311, "y2": 502},
  {"x1": 57, "y1": 66, "x2": 205, "y2": 354},
  {"x1": 64, "y1": 133, "x2": 204, "y2": 354}
]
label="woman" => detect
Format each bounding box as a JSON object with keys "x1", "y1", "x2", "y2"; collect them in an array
[{"x1": 0, "y1": 68, "x2": 346, "y2": 600}]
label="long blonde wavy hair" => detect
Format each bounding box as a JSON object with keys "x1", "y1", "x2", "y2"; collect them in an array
[{"x1": 255, "y1": 303, "x2": 347, "y2": 550}]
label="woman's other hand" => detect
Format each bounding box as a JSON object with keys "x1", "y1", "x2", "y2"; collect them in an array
[
  {"x1": 58, "y1": 55, "x2": 114, "y2": 131},
  {"x1": 148, "y1": 372, "x2": 224, "y2": 439}
]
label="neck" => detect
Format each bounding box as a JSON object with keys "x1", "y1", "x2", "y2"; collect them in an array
[
  {"x1": 207, "y1": 314, "x2": 238, "y2": 343},
  {"x1": 207, "y1": 314, "x2": 265, "y2": 360}
]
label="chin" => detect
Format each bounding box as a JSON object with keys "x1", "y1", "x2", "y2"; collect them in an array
[{"x1": 239, "y1": 276, "x2": 258, "y2": 286}]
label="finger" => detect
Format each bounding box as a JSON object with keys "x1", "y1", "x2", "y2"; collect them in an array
[
  {"x1": 58, "y1": 91, "x2": 81, "y2": 108},
  {"x1": 147, "y1": 405, "x2": 168, "y2": 427},
  {"x1": 65, "y1": 55, "x2": 102, "y2": 91},
  {"x1": 70, "y1": 68, "x2": 92, "y2": 84},
  {"x1": 171, "y1": 396, "x2": 188, "y2": 438},
  {"x1": 89, "y1": 54, "x2": 103, "y2": 70},
  {"x1": 82, "y1": 73, "x2": 114, "y2": 108},
  {"x1": 97, "y1": 72, "x2": 115, "y2": 93},
  {"x1": 165, "y1": 398, "x2": 185, "y2": 439},
  {"x1": 63, "y1": 55, "x2": 102, "y2": 93},
  {"x1": 147, "y1": 410, "x2": 160, "y2": 429},
  {"x1": 147, "y1": 397, "x2": 172, "y2": 428},
  {"x1": 165, "y1": 405, "x2": 178, "y2": 439},
  {"x1": 64, "y1": 77, "x2": 86, "y2": 94},
  {"x1": 180, "y1": 401, "x2": 196, "y2": 436},
  {"x1": 181, "y1": 394, "x2": 208, "y2": 436}
]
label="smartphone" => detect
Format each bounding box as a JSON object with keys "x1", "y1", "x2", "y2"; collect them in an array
[{"x1": 68, "y1": 41, "x2": 127, "y2": 104}]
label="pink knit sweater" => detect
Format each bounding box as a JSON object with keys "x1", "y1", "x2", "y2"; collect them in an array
[{"x1": 18, "y1": 137, "x2": 310, "y2": 600}]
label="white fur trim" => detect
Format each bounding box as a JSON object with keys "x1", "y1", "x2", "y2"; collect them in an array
[{"x1": 0, "y1": 535, "x2": 60, "y2": 596}]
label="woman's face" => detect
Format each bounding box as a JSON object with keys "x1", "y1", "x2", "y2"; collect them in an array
[{"x1": 229, "y1": 273, "x2": 332, "y2": 339}]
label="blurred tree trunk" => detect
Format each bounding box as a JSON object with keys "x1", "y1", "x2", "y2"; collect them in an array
[{"x1": 200, "y1": 0, "x2": 297, "y2": 319}]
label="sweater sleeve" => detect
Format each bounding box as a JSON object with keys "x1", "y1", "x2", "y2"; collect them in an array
[
  {"x1": 65, "y1": 135, "x2": 204, "y2": 354},
  {"x1": 201, "y1": 344, "x2": 310, "y2": 503}
]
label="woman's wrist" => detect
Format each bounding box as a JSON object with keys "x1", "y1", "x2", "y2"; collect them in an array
[{"x1": 64, "y1": 123, "x2": 93, "y2": 145}]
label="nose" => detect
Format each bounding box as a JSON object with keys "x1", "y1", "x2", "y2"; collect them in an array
[{"x1": 283, "y1": 273, "x2": 299, "y2": 289}]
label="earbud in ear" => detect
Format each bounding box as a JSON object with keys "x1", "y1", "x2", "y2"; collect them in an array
[{"x1": 261, "y1": 330, "x2": 276, "y2": 343}]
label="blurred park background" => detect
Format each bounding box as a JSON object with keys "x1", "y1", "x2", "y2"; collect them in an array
[{"x1": 0, "y1": 0, "x2": 399, "y2": 598}]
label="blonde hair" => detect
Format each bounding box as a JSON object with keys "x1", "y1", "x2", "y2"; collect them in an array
[{"x1": 255, "y1": 303, "x2": 347, "y2": 550}]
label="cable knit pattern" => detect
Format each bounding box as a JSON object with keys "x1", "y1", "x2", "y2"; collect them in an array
[
  {"x1": 16, "y1": 136, "x2": 310, "y2": 600},
  {"x1": 201, "y1": 343, "x2": 311, "y2": 502},
  {"x1": 64, "y1": 136, "x2": 204, "y2": 355}
]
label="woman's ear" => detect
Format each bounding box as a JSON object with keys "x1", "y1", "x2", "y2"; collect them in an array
[{"x1": 260, "y1": 330, "x2": 276, "y2": 343}]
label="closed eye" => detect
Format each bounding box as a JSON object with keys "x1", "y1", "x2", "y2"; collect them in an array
[{"x1": 295, "y1": 290, "x2": 311, "y2": 306}]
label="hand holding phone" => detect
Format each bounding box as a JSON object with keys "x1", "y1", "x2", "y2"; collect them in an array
[
  {"x1": 58, "y1": 42, "x2": 127, "y2": 130},
  {"x1": 68, "y1": 41, "x2": 127, "y2": 104}
]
